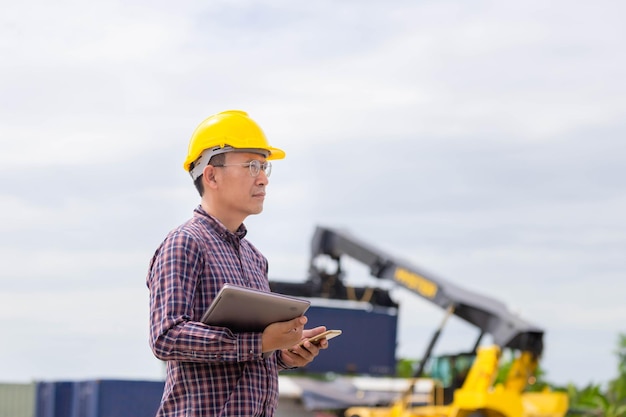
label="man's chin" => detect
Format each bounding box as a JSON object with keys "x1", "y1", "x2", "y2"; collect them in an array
[{"x1": 249, "y1": 205, "x2": 264, "y2": 215}]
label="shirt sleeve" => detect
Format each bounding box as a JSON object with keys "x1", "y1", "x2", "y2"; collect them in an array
[{"x1": 147, "y1": 230, "x2": 264, "y2": 363}]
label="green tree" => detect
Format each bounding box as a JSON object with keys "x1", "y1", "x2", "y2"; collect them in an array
[
  {"x1": 567, "y1": 333, "x2": 626, "y2": 417},
  {"x1": 396, "y1": 358, "x2": 418, "y2": 378},
  {"x1": 606, "y1": 334, "x2": 626, "y2": 416}
]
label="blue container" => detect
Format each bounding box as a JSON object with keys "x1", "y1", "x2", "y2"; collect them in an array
[
  {"x1": 71, "y1": 379, "x2": 164, "y2": 417},
  {"x1": 298, "y1": 302, "x2": 398, "y2": 375},
  {"x1": 34, "y1": 381, "x2": 75, "y2": 417}
]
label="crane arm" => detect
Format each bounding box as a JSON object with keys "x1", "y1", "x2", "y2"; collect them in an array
[{"x1": 309, "y1": 225, "x2": 544, "y2": 356}]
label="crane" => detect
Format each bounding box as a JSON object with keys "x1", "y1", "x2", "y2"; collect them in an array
[{"x1": 272, "y1": 225, "x2": 568, "y2": 417}]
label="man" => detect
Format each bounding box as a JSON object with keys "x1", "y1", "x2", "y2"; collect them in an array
[{"x1": 147, "y1": 110, "x2": 328, "y2": 417}]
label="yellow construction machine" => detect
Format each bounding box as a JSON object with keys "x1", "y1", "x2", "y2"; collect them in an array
[{"x1": 277, "y1": 226, "x2": 569, "y2": 417}]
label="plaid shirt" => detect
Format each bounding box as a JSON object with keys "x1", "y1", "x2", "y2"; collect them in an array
[{"x1": 147, "y1": 206, "x2": 290, "y2": 417}]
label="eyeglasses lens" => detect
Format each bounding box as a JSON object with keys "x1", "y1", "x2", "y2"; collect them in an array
[{"x1": 249, "y1": 160, "x2": 272, "y2": 177}]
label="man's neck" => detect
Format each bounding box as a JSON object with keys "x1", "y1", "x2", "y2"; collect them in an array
[{"x1": 200, "y1": 201, "x2": 243, "y2": 233}]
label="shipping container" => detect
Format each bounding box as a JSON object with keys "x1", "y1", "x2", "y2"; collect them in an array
[
  {"x1": 292, "y1": 300, "x2": 398, "y2": 375},
  {"x1": 35, "y1": 381, "x2": 75, "y2": 417},
  {"x1": 70, "y1": 379, "x2": 163, "y2": 417},
  {"x1": 0, "y1": 382, "x2": 35, "y2": 417}
]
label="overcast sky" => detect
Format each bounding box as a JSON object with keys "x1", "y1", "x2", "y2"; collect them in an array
[{"x1": 1, "y1": 0, "x2": 625, "y2": 388}]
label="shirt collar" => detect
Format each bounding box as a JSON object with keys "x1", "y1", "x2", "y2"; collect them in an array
[{"x1": 193, "y1": 205, "x2": 248, "y2": 241}]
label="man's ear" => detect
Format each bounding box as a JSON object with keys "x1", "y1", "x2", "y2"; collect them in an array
[{"x1": 202, "y1": 165, "x2": 218, "y2": 188}]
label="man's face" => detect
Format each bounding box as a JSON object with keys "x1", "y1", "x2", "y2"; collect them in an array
[{"x1": 215, "y1": 151, "x2": 269, "y2": 217}]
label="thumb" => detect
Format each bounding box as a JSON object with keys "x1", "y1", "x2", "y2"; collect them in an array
[{"x1": 285, "y1": 316, "x2": 307, "y2": 332}]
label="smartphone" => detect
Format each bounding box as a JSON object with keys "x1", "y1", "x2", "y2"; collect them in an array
[{"x1": 300, "y1": 329, "x2": 342, "y2": 346}]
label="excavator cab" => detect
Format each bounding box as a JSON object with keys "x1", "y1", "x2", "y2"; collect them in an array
[{"x1": 424, "y1": 353, "x2": 476, "y2": 404}]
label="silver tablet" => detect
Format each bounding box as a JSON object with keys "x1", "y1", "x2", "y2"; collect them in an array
[{"x1": 200, "y1": 283, "x2": 311, "y2": 332}]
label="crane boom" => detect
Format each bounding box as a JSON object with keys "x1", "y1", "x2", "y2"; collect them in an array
[{"x1": 309, "y1": 225, "x2": 544, "y2": 356}]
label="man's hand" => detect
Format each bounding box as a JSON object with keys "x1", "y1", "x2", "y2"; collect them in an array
[
  {"x1": 262, "y1": 316, "x2": 308, "y2": 353},
  {"x1": 279, "y1": 326, "x2": 329, "y2": 368}
]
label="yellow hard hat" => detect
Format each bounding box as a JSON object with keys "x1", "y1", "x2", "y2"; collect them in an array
[{"x1": 183, "y1": 110, "x2": 286, "y2": 179}]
